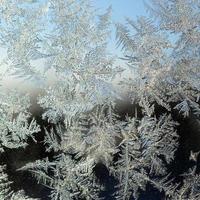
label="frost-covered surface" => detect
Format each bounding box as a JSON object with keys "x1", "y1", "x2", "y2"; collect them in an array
[{"x1": 0, "y1": 0, "x2": 199, "y2": 200}]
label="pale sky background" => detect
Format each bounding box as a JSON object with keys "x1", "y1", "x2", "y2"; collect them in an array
[
  {"x1": 0, "y1": 0, "x2": 148, "y2": 92},
  {"x1": 94, "y1": 0, "x2": 147, "y2": 55}
]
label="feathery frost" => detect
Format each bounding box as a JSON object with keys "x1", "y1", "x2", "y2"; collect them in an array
[{"x1": 0, "y1": 0, "x2": 199, "y2": 199}]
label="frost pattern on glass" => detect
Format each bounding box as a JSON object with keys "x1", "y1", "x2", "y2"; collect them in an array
[{"x1": 0, "y1": 0, "x2": 199, "y2": 199}]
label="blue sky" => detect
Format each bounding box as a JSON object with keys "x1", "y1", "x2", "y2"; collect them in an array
[
  {"x1": 94, "y1": 0, "x2": 147, "y2": 22},
  {"x1": 93, "y1": 0, "x2": 147, "y2": 56}
]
